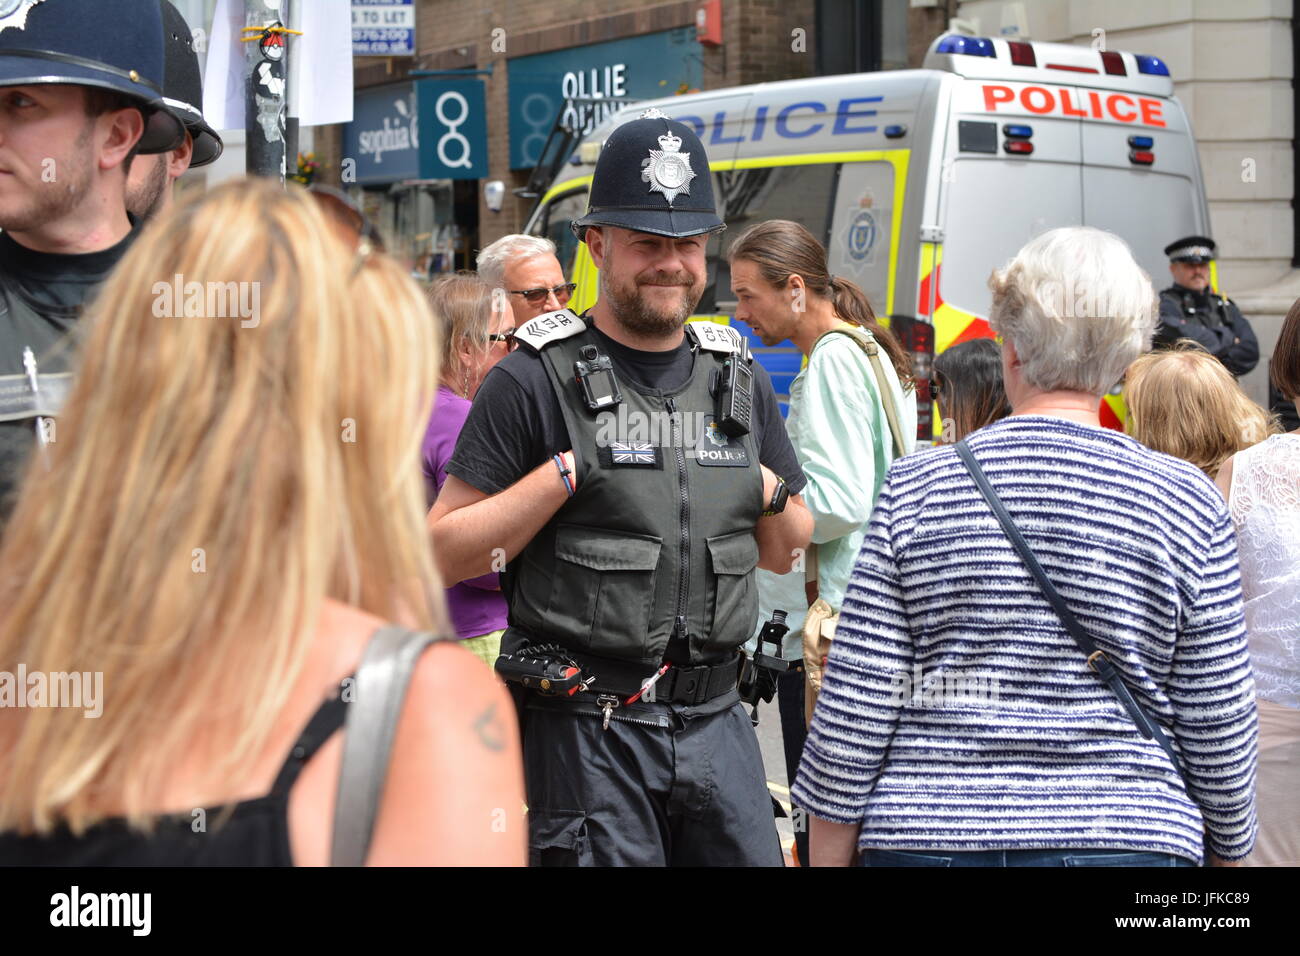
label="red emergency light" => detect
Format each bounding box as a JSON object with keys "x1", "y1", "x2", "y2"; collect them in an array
[
  {"x1": 1100, "y1": 50, "x2": 1127, "y2": 75},
  {"x1": 1129, "y1": 150, "x2": 1154, "y2": 164},
  {"x1": 1008, "y1": 41, "x2": 1036, "y2": 67},
  {"x1": 1004, "y1": 139, "x2": 1034, "y2": 155}
]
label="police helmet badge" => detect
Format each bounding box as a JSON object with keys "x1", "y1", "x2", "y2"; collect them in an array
[
  {"x1": 0, "y1": 0, "x2": 48, "y2": 31},
  {"x1": 641, "y1": 128, "x2": 695, "y2": 206}
]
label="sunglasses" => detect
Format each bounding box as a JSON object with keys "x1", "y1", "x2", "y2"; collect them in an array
[
  {"x1": 308, "y1": 185, "x2": 385, "y2": 272},
  {"x1": 488, "y1": 329, "x2": 518, "y2": 350},
  {"x1": 508, "y1": 282, "x2": 576, "y2": 306}
]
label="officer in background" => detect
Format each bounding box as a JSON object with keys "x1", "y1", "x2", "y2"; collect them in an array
[
  {"x1": 1154, "y1": 235, "x2": 1259, "y2": 377},
  {"x1": 430, "y1": 110, "x2": 813, "y2": 866},
  {"x1": 0, "y1": 0, "x2": 185, "y2": 524},
  {"x1": 126, "y1": 0, "x2": 224, "y2": 221}
]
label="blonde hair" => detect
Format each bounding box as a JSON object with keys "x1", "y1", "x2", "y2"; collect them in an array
[
  {"x1": 1125, "y1": 341, "x2": 1278, "y2": 478},
  {"x1": 989, "y1": 227, "x2": 1158, "y2": 396},
  {"x1": 0, "y1": 178, "x2": 443, "y2": 835},
  {"x1": 429, "y1": 272, "x2": 498, "y2": 383}
]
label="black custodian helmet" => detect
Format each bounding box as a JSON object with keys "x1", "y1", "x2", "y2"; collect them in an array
[
  {"x1": 572, "y1": 108, "x2": 725, "y2": 241},
  {"x1": 0, "y1": 0, "x2": 185, "y2": 154},
  {"x1": 159, "y1": 0, "x2": 222, "y2": 167}
]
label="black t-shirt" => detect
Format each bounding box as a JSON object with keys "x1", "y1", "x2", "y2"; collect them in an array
[
  {"x1": 446, "y1": 322, "x2": 807, "y2": 497},
  {"x1": 0, "y1": 225, "x2": 139, "y2": 522}
]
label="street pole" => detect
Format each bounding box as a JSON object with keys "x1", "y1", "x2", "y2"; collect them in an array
[{"x1": 243, "y1": 0, "x2": 293, "y2": 180}]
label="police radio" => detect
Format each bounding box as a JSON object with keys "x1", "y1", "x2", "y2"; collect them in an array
[
  {"x1": 573, "y1": 344, "x2": 622, "y2": 412},
  {"x1": 711, "y1": 353, "x2": 754, "y2": 438}
]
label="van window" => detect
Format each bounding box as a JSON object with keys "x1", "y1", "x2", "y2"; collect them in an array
[
  {"x1": 1083, "y1": 168, "x2": 1199, "y2": 286},
  {"x1": 708, "y1": 164, "x2": 839, "y2": 312},
  {"x1": 540, "y1": 189, "x2": 588, "y2": 279},
  {"x1": 940, "y1": 160, "x2": 1083, "y2": 317}
]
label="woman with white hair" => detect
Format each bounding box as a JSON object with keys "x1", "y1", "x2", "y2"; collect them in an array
[{"x1": 793, "y1": 226, "x2": 1258, "y2": 867}]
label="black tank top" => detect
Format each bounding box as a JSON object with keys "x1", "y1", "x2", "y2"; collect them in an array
[{"x1": 0, "y1": 691, "x2": 349, "y2": 866}]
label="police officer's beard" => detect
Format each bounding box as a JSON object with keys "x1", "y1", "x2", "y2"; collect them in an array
[
  {"x1": 0, "y1": 122, "x2": 98, "y2": 233},
  {"x1": 125, "y1": 155, "x2": 170, "y2": 222},
  {"x1": 601, "y1": 267, "x2": 702, "y2": 338}
]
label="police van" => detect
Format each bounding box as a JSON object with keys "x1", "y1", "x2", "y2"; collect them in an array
[{"x1": 524, "y1": 33, "x2": 1211, "y2": 439}]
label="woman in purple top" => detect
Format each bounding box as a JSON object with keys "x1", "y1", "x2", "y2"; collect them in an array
[{"x1": 422, "y1": 273, "x2": 516, "y2": 666}]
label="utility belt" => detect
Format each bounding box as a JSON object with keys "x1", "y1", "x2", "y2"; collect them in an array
[{"x1": 496, "y1": 641, "x2": 743, "y2": 707}]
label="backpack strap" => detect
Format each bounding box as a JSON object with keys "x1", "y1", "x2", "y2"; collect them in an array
[{"x1": 330, "y1": 625, "x2": 449, "y2": 866}]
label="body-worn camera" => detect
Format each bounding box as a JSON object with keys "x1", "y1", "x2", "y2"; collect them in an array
[
  {"x1": 574, "y1": 344, "x2": 622, "y2": 412},
  {"x1": 738, "y1": 610, "x2": 790, "y2": 715},
  {"x1": 495, "y1": 643, "x2": 592, "y2": 696},
  {"x1": 711, "y1": 353, "x2": 753, "y2": 437}
]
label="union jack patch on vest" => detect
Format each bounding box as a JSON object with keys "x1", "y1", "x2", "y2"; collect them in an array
[{"x1": 610, "y1": 441, "x2": 657, "y2": 465}]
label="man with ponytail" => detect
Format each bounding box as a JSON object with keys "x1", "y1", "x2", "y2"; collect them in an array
[{"x1": 730, "y1": 220, "x2": 917, "y2": 864}]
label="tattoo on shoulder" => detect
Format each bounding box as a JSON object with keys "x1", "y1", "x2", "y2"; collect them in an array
[{"x1": 473, "y1": 703, "x2": 506, "y2": 752}]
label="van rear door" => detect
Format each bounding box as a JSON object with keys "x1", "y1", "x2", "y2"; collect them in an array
[
  {"x1": 1079, "y1": 97, "x2": 1206, "y2": 282},
  {"x1": 933, "y1": 79, "x2": 1085, "y2": 350}
]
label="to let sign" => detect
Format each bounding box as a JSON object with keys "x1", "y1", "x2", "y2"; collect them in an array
[{"x1": 353, "y1": 0, "x2": 415, "y2": 56}]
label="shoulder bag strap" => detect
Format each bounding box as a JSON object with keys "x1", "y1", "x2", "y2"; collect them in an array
[
  {"x1": 804, "y1": 542, "x2": 819, "y2": 606},
  {"x1": 813, "y1": 327, "x2": 909, "y2": 459},
  {"x1": 954, "y1": 439, "x2": 1190, "y2": 788},
  {"x1": 330, "y1": 625, "x2": 447, "y2": 866}
]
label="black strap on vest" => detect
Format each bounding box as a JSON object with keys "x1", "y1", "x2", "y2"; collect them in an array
[
  {"x1": 954, "y1": 439, "x2": 1190, "y2": 790},
  {"x1": 268, "y1": 691, "x2": 350, "y2": 799}
]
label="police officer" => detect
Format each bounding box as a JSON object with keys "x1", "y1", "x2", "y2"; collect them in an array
[
  {"x1": 431, "y1": 109, "x2": 813, "y2": 866},
  {"x1": 1154, "y1": 235, "x2": 1259, "y2": 377},
  {"x1": 126, "y1": 0, "x2": 224, "y2": 221},
  {"x1": 0, "y1": 0, "x2": 184, "y2": 523}
]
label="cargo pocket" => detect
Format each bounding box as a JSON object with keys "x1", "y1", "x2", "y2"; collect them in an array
[
  {"x1": 704, "y1": 529, "x2": 760, "y2": 652},
  {"x1": 551, "y1": 524, "x2": 661, "y2": 658},
  {"x1": 528, "y1": 809, "x2": 594, "y2": 867}
]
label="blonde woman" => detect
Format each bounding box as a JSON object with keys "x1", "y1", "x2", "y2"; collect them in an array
[
  {"x1": 421, "y1": 273, "x2": 515, "y2": 667},
  {"x1": 1125, "y1": 341, "x2": 1276, "y2": 478},
  {"x1": 0, "y1": 179, "x2": 524, "y2": 866},
  {"x1": 1214, "y1": 300, "x2": 1300, "y2": 867}
]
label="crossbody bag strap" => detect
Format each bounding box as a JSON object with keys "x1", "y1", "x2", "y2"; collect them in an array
[
  {"x1": 330, "y1": 625, "x2": 447, "y2": 866},
  {"x1": 954, "y1": 439, "x2": 1190, "y2": 788}
]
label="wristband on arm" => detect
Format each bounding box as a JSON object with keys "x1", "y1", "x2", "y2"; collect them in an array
[{"x1": 553, "y1": 453, "x2": 575, "y2": 496}]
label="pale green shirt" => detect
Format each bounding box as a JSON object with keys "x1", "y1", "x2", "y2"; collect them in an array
[{"x1": 751, "y1": 330, "x2": 918, "y2": 659}]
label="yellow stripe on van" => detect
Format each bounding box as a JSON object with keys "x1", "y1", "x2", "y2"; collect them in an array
[{"x1": 544, "y1": 151, "x2": 910, "y2": 318}]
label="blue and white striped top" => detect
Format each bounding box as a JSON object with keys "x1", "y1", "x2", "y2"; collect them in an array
[{"x1": 791, "y1": 416, "x2": 1258, "y2": 863}]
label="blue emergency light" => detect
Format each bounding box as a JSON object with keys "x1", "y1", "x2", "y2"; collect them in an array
[
  {"x1": 1134, "y1": 54, "x2": 1170, "y2": 76},
  {"x1": 1003, "y1": 124, "x2": 1033, "y2": 139},
  {"x1": 936, "y1": 35, "x2": 995, "y2": 57},
  {"x1": 1127, "y1": 135, "x2": 1154, "y2": 149}
]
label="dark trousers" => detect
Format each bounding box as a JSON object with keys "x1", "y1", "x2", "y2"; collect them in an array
[
  {"x1": 776, "y1": 661, "x2": 810, "y2": 866},
  {"x1": 522, "y1": 689, "x2": 784, "y2": 867}
]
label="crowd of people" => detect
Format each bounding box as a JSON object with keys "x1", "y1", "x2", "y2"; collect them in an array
[{"x1": 0, "y1": 0, "x2": 1294, "y2": 871}]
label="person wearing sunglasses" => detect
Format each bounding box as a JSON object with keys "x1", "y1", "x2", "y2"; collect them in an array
[
  {"x1": 421, "y1": 273, "x2": 517, "y2": 669},
  {"x1": 476, "y1": 234, "x2": 573, "y2": 320}
]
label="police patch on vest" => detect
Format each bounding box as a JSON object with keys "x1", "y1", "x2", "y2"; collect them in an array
[
  {"x1": 597, "y1": 440, "x2": 661, "y2": 469},
  {"x1": 692, "y1": 419, "x2": 748, "y2": 467}
]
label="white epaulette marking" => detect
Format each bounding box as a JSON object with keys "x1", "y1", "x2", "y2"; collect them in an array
[
  {"x1": 688, "y1": 321, "x2": 743, "y2": 355},
  {"x1": 515, "y1": 309, "x2": 586, "y2": 351}
]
